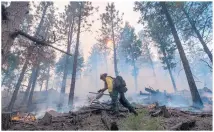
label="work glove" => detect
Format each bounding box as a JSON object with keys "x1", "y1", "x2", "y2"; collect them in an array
[{"x1": 98, "y1": 89, "x2": 103, "y2": 93}]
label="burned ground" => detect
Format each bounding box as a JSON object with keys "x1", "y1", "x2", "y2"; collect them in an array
[{"x1": 7, "y1": 104, "x2": 212, "y2": 131}]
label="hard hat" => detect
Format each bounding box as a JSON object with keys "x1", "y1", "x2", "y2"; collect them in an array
[{"x1": 100, "y1": 73, "x2": 107, "y2": 79}]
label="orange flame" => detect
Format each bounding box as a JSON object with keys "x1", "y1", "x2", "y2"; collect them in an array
[
  {"x1": 148, "y1": 104, "x2": 156, "y2": 109},
  {"x1": 11, "y1": 113, "x2": 36, "y2": 122}
]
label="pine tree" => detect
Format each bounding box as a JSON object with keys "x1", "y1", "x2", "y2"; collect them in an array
[
  {"x1": 99, "y1": 2, "x2": 124, "y2": 76},
  {"x1": 134, "y1": 1, "x2": 203, "y2": 107},
  {"x1": 68, "y1": 2, "x2": 97, "y2": 107},
  {"x1": 118, "y1": 22, "x2": 142, "y2": 91}
]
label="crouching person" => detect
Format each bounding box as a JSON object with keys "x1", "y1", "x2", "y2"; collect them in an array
[{"x1": 98, "y1": 73, "x2": 138, "y2": 116}]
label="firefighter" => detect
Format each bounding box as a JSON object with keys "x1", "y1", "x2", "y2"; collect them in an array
[{"x1": 98, "y1": 73, "x2": 138, "y2": 116}]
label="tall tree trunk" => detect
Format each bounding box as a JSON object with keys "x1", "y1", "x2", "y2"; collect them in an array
[
  {"x1": 7, "y1": 60, "x2": 28, "y2": 111},
  {"x1": 20, "y1": 3, "x2": 49, "y2": 106},
  {"x1": 95, "y1": 53, "x2": 98, "y2": 89},
  {"x1": 130, "y1": 43, "x2": 138, "y2": 91},
  {"x1": 45, "y1": 65, "x2": 50, "y2": 110},
  {"x1": 162, "y1": 47, "x2": 177, "y2": 92},
  {"x1": 133, "y1": 61, "x2": 138, "y2": 91},
  {"x1": 182, "y1": 7, "x2": 212, "y2": 63},
  {"x1": 21, "y1": 68, "x2": 35, "y2": 105},
  {"x1": 160, "y1": 2, "x2": 203, "y2": 107},
  {"x1": 68, "y1": 3, "x2": 82, "y2": 107},
  {"x1": 145, "y1": 43, "x2": 157, "y2": 77},
  {"x1": 39, "y1": 80, "x2": 43, "y2": 91},
  {"x1": 27, "y1": 61, "x2": 40, "y2": 111},
  {"x1": 104, "y1": 50, "x2": 109, "y2": 72},
  {"x1": 26, "y1": 2, "x2": 50, "y2": 110},
  {"x1": 45, "y1": 65, "x2": 50, "y2": 91},
  {"x1": 60, "y1": 17, "x2": 74, "y2": 104},
  {"x1": 110, "y1": 8, "x2": 119, "y2": 76},
  {"x1": 2, "y1": 2, "x2": 29, "y2": 65},
  {"x1": 35, "y1": 2, "x2": 50, "y2": 36}
]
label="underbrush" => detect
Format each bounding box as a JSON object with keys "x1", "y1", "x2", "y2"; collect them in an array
[{"x1": 119, "y1": 109, "x2": 165, "y2": 130}]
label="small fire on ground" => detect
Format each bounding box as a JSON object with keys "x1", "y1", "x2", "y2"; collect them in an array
[
  {"x1": 11, "y1": 112, "x2": 36, "y2": 122},
  {"x1": 148, "y1": 104, "x2": 156, "y2": 109}
]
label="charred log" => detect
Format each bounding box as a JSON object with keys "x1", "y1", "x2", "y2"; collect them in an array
[
  {"x1": 101, "y1": 111, "x2": 118, "y2": 130},
  {"x1": 150, "y1": 105, "x2": 170, "y2": 118},
  {"x1": 2, "y1": 112, "x2": 12, "y2": 130},
  {"x1": 170, "y1": 119, "x2": 196, "y2": 130}
]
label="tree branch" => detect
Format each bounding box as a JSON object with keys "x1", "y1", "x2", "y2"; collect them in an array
[
  {"x1": 201, "y1": 16, "x2": 211, "y2": 38},
  {"x1": 10, "y1": 30, "x2": 72, "y2": 57},
  {"x1": 177, "y1": 68, "x2": 183, "y2": 77},
  {"x1": 200, "y1": 59, "x2": 212, "y2": 72}
]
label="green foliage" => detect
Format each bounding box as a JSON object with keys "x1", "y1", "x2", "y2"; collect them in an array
[
  {"x1": 134, "y1": 2, "x2": 177, "y2": 70},
  {"x1": 118, "y1": 22, "x2": 143, "y2": 76},
  {"x1": 55, "y1": 54, "x2": 84, "y2": 76},
  {"x1": 2, "y1": 53, "x2": 19, "y2": 77},
  {"x1": 119, "y1": 109, "x2": 164, "y2": 130},
  {"x1": 99, "y1": 2, "x2": 123, "y2": 45},
  {"x1": 2, "y1": 53, "x2": 20, "y2": 88},
  {"x1": 119, "y1": 22, "x2": 142, "y2": 63},
  {"x1": 170, "y1": 2, "x2": 212, "y2": 42}
]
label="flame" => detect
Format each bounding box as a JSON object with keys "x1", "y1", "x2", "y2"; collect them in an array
[
  {"x1": 11, "y1": 113, "x2": 36, "y2": 122},
  {"x1": 148, "y1": 104, "x2": 156, "y2": 109},
  {"x1": 11, "y1": 116, "x2": 20, "y2": 121}
]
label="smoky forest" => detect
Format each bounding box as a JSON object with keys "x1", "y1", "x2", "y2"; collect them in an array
[{"x1": 1, "y1": 1, "x2": 213, "y2": 131}]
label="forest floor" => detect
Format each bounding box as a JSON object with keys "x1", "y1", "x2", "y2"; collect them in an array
[{"x1": 8, "y1": 104, "x2": 212, "y2": 130}]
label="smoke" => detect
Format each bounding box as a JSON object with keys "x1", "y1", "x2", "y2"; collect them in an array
[
  {"x1": 32, "y1": 49, "x2": 212, "y2": 115},
  {"x1": 67, "y1": 51, "x2": 212, "y2": 108}
]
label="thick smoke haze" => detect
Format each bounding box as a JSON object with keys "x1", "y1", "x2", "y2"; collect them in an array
[{"x1": 59, "y1": 51, "x2": 212, "y2": 106}]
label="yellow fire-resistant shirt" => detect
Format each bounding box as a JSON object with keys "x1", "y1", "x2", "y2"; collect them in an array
[{"x1": 105, "y1": 76, "x2": 114, "y2": 92}]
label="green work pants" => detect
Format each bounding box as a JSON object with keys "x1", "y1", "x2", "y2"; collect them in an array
[{"x1": 109, "y1": 88, "x2": 135, "y2": 113}]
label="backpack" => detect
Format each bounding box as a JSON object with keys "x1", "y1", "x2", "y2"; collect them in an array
[{"x1": 114, "y1": 76, "x2": 127, "y2": 93}]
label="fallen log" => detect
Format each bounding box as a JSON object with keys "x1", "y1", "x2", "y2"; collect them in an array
[
  {"x1": 170, "y1": 119, "x2": 196, "y2": 130},
  {"x1": 101, "y1": 111, "x2": 118, "y2": 130},
  {"x1": 101, "y1": 111, "x2": 110, "y2": 130},
  {"x1": 69, "y1": 109, "x2": 101, "y2": 116},
  {"x1": 2, "y1": 112, "x2": 12, "y2": 130},
  {"x1": 180, "y1": 111, "x2": 212, "y2": 117}
]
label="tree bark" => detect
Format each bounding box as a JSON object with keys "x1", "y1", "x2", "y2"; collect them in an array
[
  {"x1": 95, "y1": 53, "x2": 98, "y2": 89},
  {"x1": 21, "y1": 68, "x2": 35, "y2": 105},
  {"x1": 45, "y1": 65, "x2": 50, "y2": 91},
  {"x1": 60, "y1": 17, "x2": 75, "y2": 104},
  {"x1": 104, "y1": 50, "x2": 109, "y2": 72},
  {"x1": 68, "y1": 3, "x2": 82, "y2": 107},
  {"x1": 7, "y1": 60, "x2": 28, "y2": 111},
  {"x1": 35, "y1": 2, "x2": 51, "y2": 37},
  {"x1": 27, "y1": 62, "x2": 40, "y2": 111},
  {"x1": 160, "y1": 2, "x2": 203, "y2": 107},
  {"x1": 162, "y1": 47, "x2": 177, "y2": 92},
  {"x1": 182, "y1": 7, "x2": 212, "y2": 63},
  {"x1": 110, "y1": 7, "x2": 119, "y2": 76},
  {"x1": 2, "y1": 112, "x2": 12, "y2": 130},
  {"x1": 2, "y1": 2, "x2": 29, "y2": 65},
  {"x1": 39, "y1": 80, "x2": 43, "y2": 91}
]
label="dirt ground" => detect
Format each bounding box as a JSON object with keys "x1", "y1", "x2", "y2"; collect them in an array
[{"x1": 8, "y1": 105, "x2": 212, "y2": 131}]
